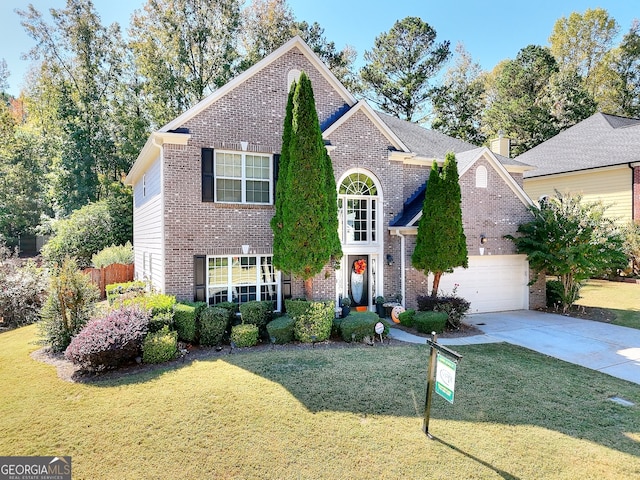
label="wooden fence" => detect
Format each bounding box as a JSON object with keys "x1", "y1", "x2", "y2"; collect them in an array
[{"x1": 83, "y1": 263, "x2": 135, "y2": 299}]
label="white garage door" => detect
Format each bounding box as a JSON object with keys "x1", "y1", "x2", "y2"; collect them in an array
[{"x1": 433, "y1": 255, "x2": 529, "y2": 313}]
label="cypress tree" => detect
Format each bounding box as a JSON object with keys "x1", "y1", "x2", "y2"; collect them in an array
[
  {"x1": 271, "y1": 80, "x2": 295, "y2": 264},
  {"x1": 271, "y1": 72, "x2": 341, "y2": 300},
  {"x1": 412, "y1": 153, "x2": 468, "y2": 296}
]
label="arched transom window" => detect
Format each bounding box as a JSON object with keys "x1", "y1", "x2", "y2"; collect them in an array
[{"x1": 338, "y1": 172, "x2": 378, "y2": 244}]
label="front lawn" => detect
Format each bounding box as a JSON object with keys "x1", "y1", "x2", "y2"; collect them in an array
[
  {"x1": 573, "y1": 279, "x2": 640, "y2": 329},
  {"x1": 1, "y1": 324, "x2": 639, "y2": 479}
]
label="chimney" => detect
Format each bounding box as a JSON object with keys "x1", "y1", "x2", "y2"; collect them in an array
[{"x1": 490, "y1": 131, "x2": 511, "y2": 158}]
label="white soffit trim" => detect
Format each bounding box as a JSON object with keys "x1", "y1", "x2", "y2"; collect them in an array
[
  {"x1": 160, "y1": 36, "x2": 356, "y2": 133},
  {"x1": 125, "y1": 132, "x2": 191, "y2": 186},
  {"x1": 323, "y1": 100, "x2": 409, "y2": 152}
]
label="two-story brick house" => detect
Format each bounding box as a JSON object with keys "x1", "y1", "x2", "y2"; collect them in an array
[{"x1": 125, "y1": 36, "x2": 545, "y2": 314}]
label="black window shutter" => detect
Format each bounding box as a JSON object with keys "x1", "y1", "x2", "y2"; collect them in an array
[
  {"x1": 202, "y1": 148, "x2": 214, "y2": 202},
  {"x1": 194, "y1": 255, "x2": 206, "y2": 302},
  {"x1": 272, "y1": 153, "x2": 280, "y2": 203}
]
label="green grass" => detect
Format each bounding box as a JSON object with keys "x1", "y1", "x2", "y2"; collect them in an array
[
  {"x1": 574, "y1": 279, "x2": 640, "y2": 329},
  {"x1": 2, "y1": 325, "x2": 640, "y2": 479}
]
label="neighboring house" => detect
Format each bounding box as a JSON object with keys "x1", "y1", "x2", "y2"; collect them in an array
[
  {"x1": 125, "y1": 36, "x2": 545, "y2": 314},
  {"x1": 517, "y1": 112, "x2": 640, "y2": 224}
]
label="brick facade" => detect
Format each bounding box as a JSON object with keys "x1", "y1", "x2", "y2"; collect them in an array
[{"x1": 132, "y1": 39, "x2": 542, "y2": 312}]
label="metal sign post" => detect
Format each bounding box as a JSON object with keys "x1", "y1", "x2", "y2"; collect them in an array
[{"x1": 423, "y1": 332, "x2": 462, "y2": 439}]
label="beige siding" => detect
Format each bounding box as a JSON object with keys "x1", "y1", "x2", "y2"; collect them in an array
[{"x1": 524, "y1": 166, "x2": 633, "y2": 223}]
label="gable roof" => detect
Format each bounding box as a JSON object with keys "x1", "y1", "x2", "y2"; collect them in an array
[
  {"x1": 518, "y1": 112, "x2": 640, "y2": 178},
  {"x1": 160, "y1": 36, "x2": 356, "y2": 133},
  {"x1": 389, "y1": 147, "x2": 533, "y2": 229}
]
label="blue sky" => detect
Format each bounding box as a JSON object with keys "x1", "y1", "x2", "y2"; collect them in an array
[{"x1": 1, "y1": 0, "x2": 637, "y2": 96}]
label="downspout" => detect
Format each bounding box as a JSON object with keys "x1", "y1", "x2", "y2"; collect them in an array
[
  {"x1": 631, "y1": 163, "x2": 637, "y2": 222},
  {"x1": 395, "y1": 229, "x2": 406, "y2": 308}
]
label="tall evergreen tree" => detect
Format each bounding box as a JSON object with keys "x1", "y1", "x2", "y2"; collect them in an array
[
  {"x1": 271, "y1": 72, "x2": 341, "y2": 300},
  {"x1": 412, "y1": 153, "x2": 467, "y2": 297},
  {"x1": 360, "y1": 16, "x2": 450, "y2": 122},
  {"x1": 270, "y1": 80, "x2": 295, "y2": 265}
]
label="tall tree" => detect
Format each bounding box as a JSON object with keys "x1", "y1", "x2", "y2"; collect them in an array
[
  {"x1": 360, "y1": 16, "x2": 450, "y2": 122},
  {"x1": 549, "y1": 8, "x2": 619, "y2": 101},
  {"x1": 430, "y1": 43, "x2": 486, "y2": 145},
  {"x1": 129, "y1": 0, "x2": 241, "y2": 128},
  {"x1": 412, "y1": 153, "x2": 468, "y2": 297},
  {"x1": 240, "y1": 0, "x2": 295, "y2": 68},
  {"x1": 609, "y1": 21, "x2": 640, "y2": 117},
  {"x1": 483, "y1": 45, "x2": 558, "y2": 156},
  {"x1": 18, "y1": 0, "x2": 126, "y2": 215},
  {"x1": 240, "y1": 1, "x2": 358, "y2": 90},
  {"x1": 271, "y1": 72, "x2": 341, "y2": 300}
]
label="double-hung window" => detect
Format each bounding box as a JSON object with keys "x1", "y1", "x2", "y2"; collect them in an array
[
  {"x1": 338, "y1": 172, "x2": 378, "y2": 245},
  {"x1": 202, "y1": 148, "x2": 272, "y2": 204}
]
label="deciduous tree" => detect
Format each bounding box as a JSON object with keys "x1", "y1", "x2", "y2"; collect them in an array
[
  {"x1": 129, "y1": 0, "x2": 241, "y2": 127},
  {"x1": 430, "y1": 44, "x2": 486, "y2": 145},
  {"x1": 506, "y1": 192, "x2": 626, "y2": 312}
]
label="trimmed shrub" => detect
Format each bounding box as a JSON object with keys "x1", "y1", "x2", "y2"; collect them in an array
[
  {"x1": 149, "y1": 311, "x2": 174, "y2": 333},
  {"x1": 64, "y1": 306, "x2": 150, "y2": 371},
  {"x1": 546, "y1": 280, "x2": 564, "y2": 309},
  {"x1": 199, "y1": 307, "x2": 229, "y2": 347},
  {"x1": 91, "y1": 242, "x2": 134, "y2": 268},
  {"x1": 340, "y1": 311, "x2": 389, "y2": 342},
  {"x1": 39, "y1": 257, "x2": 100, "y2": 352},
  {"x1": 285, "y1": 299, "x2": 333, "y2": 343},
  {"x1": 332, "y1": 317, "x2": 343, "y2": 337},
  {"x1": 216, "y1": 301, "x2": 241, "y2": 326},
  {"x1": 398, "y1": 309, "x2": 416, "y2": 328},
  {"x1": 106, "y1": 280, "x2": 146, "y2": 304},
  {"x1": 266, "y1": 316, "x2": 295, "y2": 344},
  {"x1": 142, "y1": 326, "x2": 178, "y2": 364},
  {"x1": 414, "y1": 311, "x2": 448, "y2": 334},
  {"x1": 121, "y1": 293, "x2": 176, "y2": 317},
  {"x1": 231, "y1": 324, "x2": 259, "y2": 347},
  {"x1": 239, "y1": 301, "x2": 273, "y2": 332},
  {"x1": 416, "y1": 294, "x2": 470, "y2": 329},
  {"x1": 173, "y1": 303, "x2": 198, "y2": 343}
]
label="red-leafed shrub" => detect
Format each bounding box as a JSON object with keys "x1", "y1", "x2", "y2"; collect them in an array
[{"x1": 64, "y1": 306, "x2": 150, "y2": 371}]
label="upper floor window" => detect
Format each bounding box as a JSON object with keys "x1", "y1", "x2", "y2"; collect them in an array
[
  {"x1": 476, "y1": 165, "x2": 488, "y2": 188},
  {"x1": 338, "y1": 172, "x2": 378, "y2": 245},
  {"x1": 202, "y1": 148, "x2": 272, "y2": 204}
]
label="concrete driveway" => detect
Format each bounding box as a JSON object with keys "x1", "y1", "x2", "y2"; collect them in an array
[{"x1": 389, "y1": 310, "x2": 640, "y2": 385}]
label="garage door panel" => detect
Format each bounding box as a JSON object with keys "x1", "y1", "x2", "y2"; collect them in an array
[{"x1": 428, "y1": 255, "x2": 528, "y2": 313}]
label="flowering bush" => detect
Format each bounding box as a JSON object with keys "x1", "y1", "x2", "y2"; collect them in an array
[
  {"x1": 64, "y1": 306, "x2": 150, "y2": 371},
  {"x1": 353, "y1": 259, "x2": 366, "y2": 274}
]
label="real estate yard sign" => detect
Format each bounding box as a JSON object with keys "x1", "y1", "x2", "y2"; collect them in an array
[
  {"x1": 435, "y1": 353, "x2": 457, "y2": 404},
  {"x1": 423, "y1": 334, "x2": 462, "y2": 438}
]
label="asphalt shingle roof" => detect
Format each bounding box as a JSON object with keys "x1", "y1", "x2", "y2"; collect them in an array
[{"x1": 518, "y1": 113, "x2": 640, "y2": 178}]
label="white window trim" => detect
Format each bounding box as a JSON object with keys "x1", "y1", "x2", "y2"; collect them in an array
[
  {"x1": 338, "y1": 170, "x2": 380, "y2": 246},
  {"x1": 214, "y1": 150, "x2": 273, "y2": 205},
  {"x1": 206, "y1": 254, "x2": 281, "y2": 310},
  {"x1": 476, "y1": 165, "x2": 488, "y2": 188}
]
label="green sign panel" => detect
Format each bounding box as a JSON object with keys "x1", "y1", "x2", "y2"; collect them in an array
[{"x1": 435, "y1": 353, "x2": 457, "y2": 404}]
